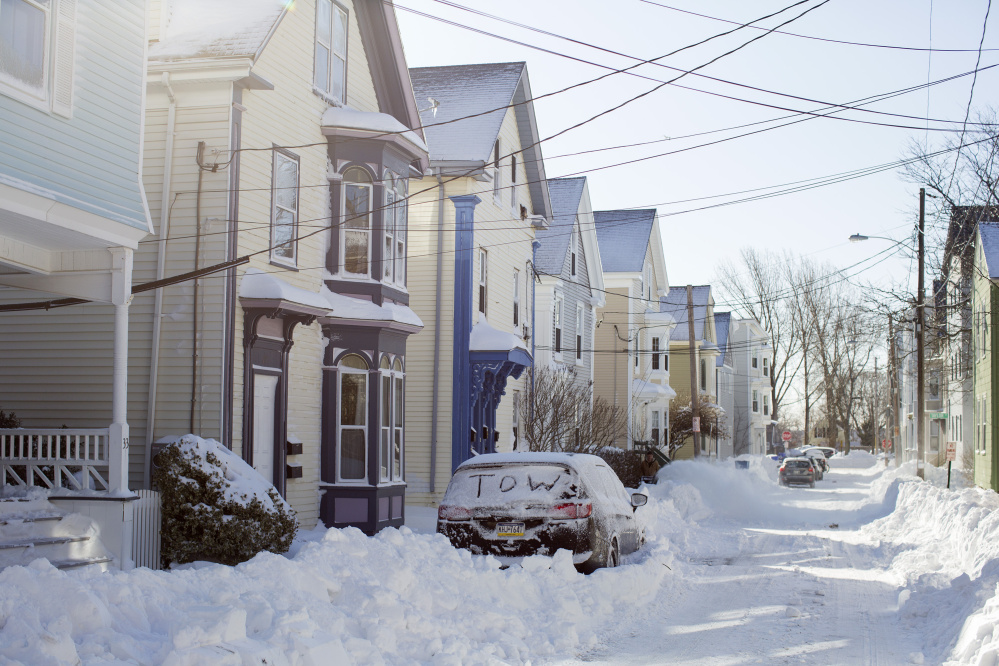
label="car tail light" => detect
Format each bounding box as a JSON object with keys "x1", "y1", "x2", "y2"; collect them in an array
[
  {"x1": 808, "y1": 467, "x2": 814, "y2": 473},
  {"x1": 551, "y1": 502, "x2": 591, "y2": 519},
  {"x1": 438, "y1": 504, "x2": 472, "y2": 521}
]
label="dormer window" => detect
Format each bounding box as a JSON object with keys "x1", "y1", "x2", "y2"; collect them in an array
[
  {"x1": 342, "y1": 166, "x2": 372, "y2": 278},
  {"x1": 315, "y1": 0, "x2": 347, "y2": 104}
]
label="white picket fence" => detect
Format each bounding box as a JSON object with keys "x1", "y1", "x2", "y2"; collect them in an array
[
  {"x1": 132, "y1": 489, "x2": 161, "y2": 570},
  {"x1": 0, "y1": 428, "x2": 110, "y2": 491}
]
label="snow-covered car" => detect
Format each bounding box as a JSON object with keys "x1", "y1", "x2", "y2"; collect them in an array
[
  {"x1": 802, "y1": 446, "x2": 836, "y2": 460},
  {"x1": 779, "y1": 458, "x2": 816, "y2": 487},
  {"x1": 436, "y1": 452, "x2": 648, "y2": 572}
]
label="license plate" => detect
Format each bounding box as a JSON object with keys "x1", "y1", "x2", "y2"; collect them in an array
[{"x1": 497, "y1": 522, "x2": 525, "y2": 538}]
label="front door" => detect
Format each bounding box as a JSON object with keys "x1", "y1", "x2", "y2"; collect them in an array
[{"x1": 253, "y1": 373, "x2": 279, "y2": 484}]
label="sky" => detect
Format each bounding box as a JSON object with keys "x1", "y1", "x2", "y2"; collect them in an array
[{"x1": 394, "y1": 0, "x2": 999, "y2": 315}]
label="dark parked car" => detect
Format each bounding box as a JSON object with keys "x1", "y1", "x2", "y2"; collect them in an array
[
  {"x1": 779, "y1": 458, "x2": 816, "y2": 487},
  {"x1": 437, "y1": 452, "x2": 648, "y2": 572}
]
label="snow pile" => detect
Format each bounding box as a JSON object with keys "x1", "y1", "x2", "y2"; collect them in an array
[{"x1": 0, "y1": 523, "x2": 676, "y2": 664}]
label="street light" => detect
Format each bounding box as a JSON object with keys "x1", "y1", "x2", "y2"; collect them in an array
[{"x1": 849, "y1": 188, "x2": 926, "y2": 479}]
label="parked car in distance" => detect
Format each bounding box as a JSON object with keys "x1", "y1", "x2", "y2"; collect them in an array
[
  {"x1": 803, "y1": 446, "x2": 836, "y2": 460},
  {"x1": 803, "y1": 451, "x2": 828, "y2": 476},
  {"x1": 779, "y1": 458, "x2": 816, "y2": 487},
  {"x1": 437, "y1": 452, "x2": 648, "y2": 573}
]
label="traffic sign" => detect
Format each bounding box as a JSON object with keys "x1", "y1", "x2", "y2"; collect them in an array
[
  {"x1": 692, "y1": 417, "x2": 700, "y2": 433},
  {"x1": 946, "y1": 442, "x2": 957, "y2": 462},
  {"x1": 782, "y1": 431, "x2": 792, "y2": 442}
]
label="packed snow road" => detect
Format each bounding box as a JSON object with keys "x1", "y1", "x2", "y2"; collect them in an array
[
  {"x1": 554, "y1": 456, "x2": 916, "y2": 665},
  {"x1": 5, "y1": 452, "x2": 999, "y2": 664}
]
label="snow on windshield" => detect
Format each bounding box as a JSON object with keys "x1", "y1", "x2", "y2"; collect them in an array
[{"x1": 443, "y1": 464, "x2": 583, "y2": 505}]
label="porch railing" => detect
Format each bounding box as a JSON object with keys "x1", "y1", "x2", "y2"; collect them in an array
[{"x1": 0, "y1": 429, "x2": 110, "y2": 491}]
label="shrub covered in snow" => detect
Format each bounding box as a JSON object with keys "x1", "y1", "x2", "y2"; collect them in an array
[
  {"x1": 596, "y1": 446, "x2": 644, "y2": 488},
  {"x1": 153, "y1": 435, "x2": 297, "y2": 566}
]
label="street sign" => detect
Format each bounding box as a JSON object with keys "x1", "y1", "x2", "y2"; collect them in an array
[
  {"x1": 928, "y1": 412, "x2": 949, "y2": 420},
  {"x1": 782, "y1": 431, "x2": 792, "y2": 442},
  {"x1": 692, "y1": 417, "x2": 700, "y2": 433},
  {"x1": 883, "y1": 439, "x2": 891, "y2": 450},
  {"x1": 946, "y1": 442, "x2": 957, "y2": 462}
]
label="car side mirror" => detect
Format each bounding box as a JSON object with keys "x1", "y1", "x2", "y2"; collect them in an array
[{"x1": 631, "y1": 493, "x2": 648, "y2": 508}]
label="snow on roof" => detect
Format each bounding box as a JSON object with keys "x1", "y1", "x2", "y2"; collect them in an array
[
  {"x1": 409, "y1": 63, "x2": 525, "y2": 163},
  {"x1": 320, "y1": 287, "x2": 424, "y2": 329},
  {"x1": 321, "y1": 106, "x2": 428, "y2": 154},
  {"x1": 593, "y1": 210, "x2": 655, "y2": 273},
  {"x1": 980, "y1": 222, "x2": 999, "y2": 278},
  {"x1": 535, "y1": 178, "x2": 586, "y2": 274},
  {"x1": 469, "y1": 316, "x2": 527, "y2": 352},
  {"x1": 149, "y1": 0, "x2": 287, "y2": 61},
  {"x1": 662, "y1": 285, "x2": 712, "y2": 343},
  {"x1": 239, "y1": 268, "x2": 331, "y2": 312},
  {"x1": 633, "y1": 379, "x2": 677, "y2": 401}
]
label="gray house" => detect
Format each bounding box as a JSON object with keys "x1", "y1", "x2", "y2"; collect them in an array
[{"x1": 534, "y1": 177, "x2": 605, "y2": 391}]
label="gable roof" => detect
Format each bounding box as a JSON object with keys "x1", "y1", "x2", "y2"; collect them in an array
[
  {"x1": 946, "y1": 206, "x2": 999, "y2": 272},
  {"x1": 714, "y1": 312, "x2": 732, "y2": 367},
  {"x1": 410, "y1": 62, "x2": 551, "y2": 219},
  {"x1": 979, "y1": 222, "x2": 999, "y2": 278},
  {"x1": 661, "y1": 285, "x2": 712, "y2": 343},
  {"x1": 535, "y1": 178, "x2": 587, "y2": 274},
  {"x1": 593, "y1": 210, "x2": 656, "y2": 273},
  {"x1": 149, "y1": 0, "x2": 288, "y2": 61}
]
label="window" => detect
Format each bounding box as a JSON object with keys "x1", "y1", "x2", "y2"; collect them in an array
[
  {"x1": 513, "y1": 270, "x2": 520, "y2": 326},
  {"x1": 752, "y1": 390, "x2": 759, "y2": 413},
  {"x1": 763, "y1": 393, "x2": 769, "y2": 416},
  {"x1": 478, "y1": 248, "x2": 487, "y2": 315},
  {"x1": 652, "y1": 338, "x2": 660, "y2": 370},
  {"x1": 382, "y1": 170, "x2": 407, "y2": 286},
  {"x1": 763, "y1": 357, "x2": 769, "y2": 378},
  {"x1": 634, "y1": 332, "x2": 639, "y2": 368},
  {"x1": 651, "y1": 411, "x2": 660, "y2": 448},
  {"x1": 700, "y1": 358, "x2": 706, "y2": 391},
  {"x1": 575, "y1": 304, "x2": 584, "y2": 362},
  {"x1": 510, "y1": 154, "x2": 517, "y2": 211},
  {"x1": 664, "y1": 351, "x2": 669, "y2": 371},
  {"x1": 314, "y1": 0, "x2": 347, "y2": 103},
  {"x1": 270, "y1": 149, "x2": 300, "y2": 266},
  {"x1": 570, "y1": 230, "x2": 577, "y2": 278},
  {"x1": 0, "y1": 0, "x2": 74, "y2": 115},
  {"x1": 378, "y1": 357, "x2": 404, "y2": 482},
  {"x1": 512, "y1": 391, "x2": 520, "y2": 450},
  {"x1": 752, "y1": 355, "x2": 758, "y2": 369},
  {"x1": 492, "y1": 140, "x2": 501, "y2": 200},
  {"x1": 646, "y1": 266, "x2": 652, "y2": 302},
  {"x1": 553, "y1": 293, "x2": 563, "y2": 355},
  {"x1": 338, "y1": 354, "x2": 368, "y2": 482},
  {"x1": 342, "y1": 167, "x2": 372, "y2": 277}
]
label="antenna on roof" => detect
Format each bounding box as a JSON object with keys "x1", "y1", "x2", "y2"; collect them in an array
[{"x1": 420, "y1": 97, "x2": 440, "y2": 117}]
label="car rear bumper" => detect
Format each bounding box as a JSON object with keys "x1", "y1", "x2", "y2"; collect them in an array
[{"x1": 438, "y1": 519, "x2": 590, "y2": 558}]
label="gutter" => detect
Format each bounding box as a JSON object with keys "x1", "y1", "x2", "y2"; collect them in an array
[
  {"x1": 429, "y1": 169, "x2": 445, "y2": 494},
  {"x1": 143, "y1": 72, "x2": 176, "y2": 490}
]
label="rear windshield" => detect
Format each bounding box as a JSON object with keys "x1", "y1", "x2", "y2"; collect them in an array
[
  {"x1": 785, "y1": 460, "x2": 811, "y2": 469},
  {"x1": 444, "y1": 464, "x2": 583, "y2": 505}
]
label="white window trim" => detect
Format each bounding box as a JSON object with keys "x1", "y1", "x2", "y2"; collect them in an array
[
  {"x1": 378, "y1": 359, "x2": 405, "y2": 483},
  {"x1": 510, "y1": 153, "x2": 518, "y2": 213},
  {"x1": 0, "y1": 0, "x2": 75, "y2": 117},
  {"x1": 570, "y1": 228, "x2": 577, "y2": 279},
  {"x1": 575, "y1": 303, "x2": 584, "y2": 365},
  {"x1": 553, "y1": 291, "x2": 564, "y2": 359},
  {"x1": 340, "y1": 167, "x2": 374, "y2": 280},
  {"x1": 313, "y1": 0, "x2": 347, "y2": 105},
  {"x1": 270, "y1": 148, "x2": 300, "y2": 268},
  {"x1": 492, "y1": 139, "x2": 501, "y2": 202},
  {"x1": 337, "y1": 361, "x2": 368, "y2": 484},
  {"x1": 478, "y1": 248, "x2": 488, "y2": 315},
  {"x1": 513, "y1": 269, "x2": 520, "y2": 327},
  {"x1": 382, "y1": 170, "x2": 407, "y2": 288}
]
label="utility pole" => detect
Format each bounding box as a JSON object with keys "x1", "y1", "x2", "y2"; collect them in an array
[
  {"x1": 873, "y1": 356, "x2": 879, "y2": 461},
  {"x1": 687, "y1": 285, "x2": 701, "y2": 456},
  {"x1": 889, "y1": 315, "x2": 900, "y2": 468},
  {"x1": 916, "y1": 188, "x2": 926, "y2": 479}
]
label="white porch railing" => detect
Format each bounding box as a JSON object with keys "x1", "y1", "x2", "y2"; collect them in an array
[{"x1": 0, "y1": 429, "x2": 110, "y2": 491}]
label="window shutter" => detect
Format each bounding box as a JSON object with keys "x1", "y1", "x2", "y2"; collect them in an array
[{"x1": 51, "y1": 0, "x2": 77, "y2": 118}]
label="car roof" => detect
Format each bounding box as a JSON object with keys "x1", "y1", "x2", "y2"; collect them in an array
[{"x1": 455, "y1": 451, "x2": 607, "y2": 473}]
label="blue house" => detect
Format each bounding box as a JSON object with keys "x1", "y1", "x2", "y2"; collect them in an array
[{"x1": 0, "y1": 0, "x2": 152, "y2": 566}]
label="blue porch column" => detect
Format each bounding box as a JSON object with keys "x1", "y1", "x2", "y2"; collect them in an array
[{"x1": 450, "y1": 195, "x2": 480, "y2": 472}]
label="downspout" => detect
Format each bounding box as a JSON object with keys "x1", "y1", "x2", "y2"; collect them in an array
[
  {"x1": 430, "y1": 169, "x2": 445, "y2": 493},
  {"x1": 191, "y1": 148, "x2": 205, "y2": 433},
  {"x1": 144, "y1": 72, "x2": 176, "y2": 490},
  {"x1": 530, "y1": 240, "x2": 540, "y2": 424}
]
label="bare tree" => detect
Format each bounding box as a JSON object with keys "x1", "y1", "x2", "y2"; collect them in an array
[
  {"x1": 520, "y1": 367, "x2": 627, "y2": 454},
  {"x1": 718, "y1": 248, "x2": 805, "y2": 425},
  {"x1": 668, "y1": 392, "x2": 728, "y2": 458}
]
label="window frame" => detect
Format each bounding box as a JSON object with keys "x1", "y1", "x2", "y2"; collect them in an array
[
  {"x1": 513, "y1": 269, "x2": 520, "y2": 327},
  {"x1": 652, "y1": 337, "x2": 660, "y2": 370},
  {"x1": 478, "y1": 248, "x2": 488, "y2": 315},
  {"x1": 0, "y1": 0, "x2": 76, "y2": 116},
  {"x1": 492, "y1": 139, "x2": 501, "y2": 201},
  {"x1": 752, "y1": 389, "x2": 759, "y2": 413},
  {"x1": 340, "y1": 166, "x2": 373, "y2": 279},
  {"x1": 510, "y1": 153, "x2": 517, "y2": 212},
  {"x1": 337, "y1": 354, "x2": 369, "y2": 484},
  {"x1": 553, "y1": 292, "x2": 563, "y2": 357},
  {"x1": 381, "y1": 169, "x2": 408, "y2": 288},
  {"x1": 313, "y1": 0, "x2": 348, "y2": 104},
  {"x1": 570, "y1": 229, "x2": 577, "y2": 278},
  {"x1": 269, "y1": 147, "x2": 301, "y2": 268},
  {"x1": 575, "y1": 303, "x2": 584, "y2": 364},
  {"x1": 378, "y1": 356, "x2": 405, "y2": 483}
]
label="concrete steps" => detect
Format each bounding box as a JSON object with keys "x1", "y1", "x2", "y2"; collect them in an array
[{"x1": 0, "y1": 496, "x2": 113, "y2": 572}]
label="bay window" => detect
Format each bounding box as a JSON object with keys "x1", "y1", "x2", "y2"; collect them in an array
[
  {"x1": 382, "y1": 170, "x2": 407, "y2": 286},
  {"x1": 379, "y1": 356, "x2": 404, "y2": 482}
]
